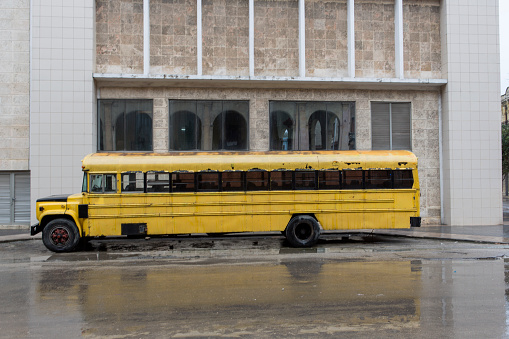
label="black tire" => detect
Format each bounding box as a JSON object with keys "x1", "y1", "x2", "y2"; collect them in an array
[
  {"x1": 42, "y1": 218, "x2": 81, "y2": 253},
  {"x1": 285, "y1": 215, "x2": 321, "y2": 247}
]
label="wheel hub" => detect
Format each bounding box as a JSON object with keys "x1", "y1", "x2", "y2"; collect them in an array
[
  {"x1": 295, "y1": 223, "x2": 312, "y2": 240},
  {"x1": 51, "y1": 228, "x2": 69, "y2": 245}
]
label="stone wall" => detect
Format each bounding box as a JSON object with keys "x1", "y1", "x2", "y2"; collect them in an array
[
  {"x1": 96, "y1": 0, "x2": 442, "y2": 80},
  {"x1": 354, "y1": 0, "x2": 395, "y2": 78},
  {"x1": 150, "y1": 0, "x2": 197, "y2": 74},
  {"x1": 98, "y1": 86, "x2": 441, "y2": 224},
  {"x1": 305, "y1": 0, "x2": 348, "y2": 77},
  {"x1": 254, "y1": 0, "x2": 299, "y2": 76},
  {"x1": 403, "y1": 0, "x2": 441, "y2": 79},
  {"x1": 203, "y1": 0, "x2": 249, "y2": 76},
  {"x1": 0, "y1": 0, "x2": 30, "y2": 170},
  {"x1": 96, "y1": 0, "x2": 144, "y2": 73}
]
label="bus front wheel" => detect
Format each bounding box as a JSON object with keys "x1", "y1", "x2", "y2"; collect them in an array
[
  {"x1": 42, "y1": 218, "x2": 81, "y2": 253},
  {"x1": 285, "y1": 215, "x2": 320, "y2": 248}
]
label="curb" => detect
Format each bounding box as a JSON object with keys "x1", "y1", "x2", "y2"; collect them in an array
[
  {"x1": 367, "y1": 230, "x2": 509, "y2": 245},
  {"x1": 0, "y1": 233, "x2": 40, "y2": 243},
  {"x1": 1, "y1": 231, "x2": 507, "y2": 245}
]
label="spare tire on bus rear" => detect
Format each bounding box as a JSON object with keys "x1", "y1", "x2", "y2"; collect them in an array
[{"x1": 285, "y1": 215, "x2": 321, "y2": 247}]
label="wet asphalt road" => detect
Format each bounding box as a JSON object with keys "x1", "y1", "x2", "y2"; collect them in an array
[{"x1": 1, "y1": 234, "x2": 509, "y2": 338}]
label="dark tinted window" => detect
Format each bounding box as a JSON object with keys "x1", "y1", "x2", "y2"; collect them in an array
[
  {"x1": 98, "y1": 99, "x2": 153, "y2": 151},
  {"x1": 295, "y1": 171, "x2": 316, "y2": 190},
  {"x1": 270, "y1": 171, "x2": 293, "y2": 190},
  {"x1": 318, "y1": 170, "x2": 341, "y2": 189},
  {"x1": 172, "y1": 173, "x2": 195, "y2": 192},
  {"x1": 365, "y1": 170, "x2": 392, "y2": 189},
  {"x1": 197, "y1": 172, "x2": 220, "y2": 191},
  {"x1": 343, "y1": 170, "x2": 363, "y2": 189},
  {"x1": 393, "y1": 170, "x2": 414, "y2": 189},
  {"x1": 246, "y1": 171, "x2": 269, "y2": 191},
  {"x1": 169, "y1": 100, "x2": 249, "y2": 151},
  {"x1": 222, "y1": 171, "x2": 244, "y2": 191}
]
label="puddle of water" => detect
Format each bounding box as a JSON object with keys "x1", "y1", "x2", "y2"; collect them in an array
[{"x1": 0, "y1": 258, "x2": 506, "y2": 338}]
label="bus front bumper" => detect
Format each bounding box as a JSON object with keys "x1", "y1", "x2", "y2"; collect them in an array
[{"x1": 31, "y1": 223, "x2": 43, "y2": 236}]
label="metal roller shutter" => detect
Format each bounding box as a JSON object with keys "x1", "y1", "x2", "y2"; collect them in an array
[
  {"x1": 14, "y1": 173, "x2": 30, "y2": 224},
  {"x1": 0, "y1": 174, "x2": 10, "y2": 224},
  {"x1": 0, "y1": 172, "x2": 30, "y2": 225}
]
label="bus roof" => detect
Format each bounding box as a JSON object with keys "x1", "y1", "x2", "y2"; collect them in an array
[{"x1": 82, "y1": 151, "x2": 418, "y2": 172}]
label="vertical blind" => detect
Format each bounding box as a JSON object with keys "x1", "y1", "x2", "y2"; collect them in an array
[{"x1": 371, "y1": 102, "x2": 411, "y2": 150}]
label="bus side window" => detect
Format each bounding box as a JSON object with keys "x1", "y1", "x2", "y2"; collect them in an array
[
  {"x1": 82, "y1": 172, "x2": 88, "y2": 193},
  {"x1": 90, "y1": 174, "x2": 117, "y2": 193},
  {"x1": 343, "y1": 170, "x2": 363, "y2": 189},
  {"x1": 197, "y1": 172, "x2": 220, "y2": 191},
  {"x1": 318, "y1": 170, "x2": 341, "y2": 189},
  {"x1": 365, "y1": 170, "x2": 392, "y2": 189},
  {"x1": 222, "y1": 171, "x2": 244, "y2": 191},
  {"x1": 147, "y1": 171, "x2": 170, "y2": 193},
  {"x1": 246, "y1": 170, "x2": 269, "y2": 191},
  {"x1": 172, "y1": 172, "x2": 195, "y2": 192},
  {"x1": 90, "y1": 174, "x2": 103, "y2": 193},
  {"x1": 270, "y1": 170, "x2": 293, "y2": 190},
  {"x1": 104, "y1": 174, "x2": 117, "y2": 193},
  {"x1": 122, "y1": 172, "x2": 144, "y2": 193},
  {"x1": 393, "y1": 170, "x2": 414, "y2": 189},
  {"x1": 295, "y1": 170, "x2": 316, "y2": 190}
]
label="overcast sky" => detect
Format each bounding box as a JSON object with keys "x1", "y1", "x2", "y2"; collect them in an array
[{"x1": 501, "y1": 0, "x2": 509, "y2": 94}]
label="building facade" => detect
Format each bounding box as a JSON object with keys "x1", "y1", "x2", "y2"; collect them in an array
[
  {"x1": 0, "y1": 1, "x2": 30, "y2": 226},
  {"x1": 0, "y1": 0, "x2": 502, "y2": 226}
]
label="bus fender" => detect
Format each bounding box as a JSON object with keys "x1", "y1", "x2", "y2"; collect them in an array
[
  {"x1": 38, "y1": 210, "x2": 83, "y2": 236},
  {"x1": 64, "y1": 210, "x2": 83, "y2": 233}
]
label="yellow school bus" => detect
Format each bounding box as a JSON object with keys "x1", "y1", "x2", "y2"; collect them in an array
[{"x1": 31, "y1": 151, "x2": 421, "y2": 252}]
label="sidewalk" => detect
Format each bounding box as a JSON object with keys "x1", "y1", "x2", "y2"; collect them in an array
[{"x1": 3, "y1": 199, "x2": 509, "y2": 245}]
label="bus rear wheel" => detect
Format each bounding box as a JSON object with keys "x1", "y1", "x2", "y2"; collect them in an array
[
  {"x1": 42, "y1": 218, "x2": 81, "y2": 253},
  {"x1": 285, "y1": 215, "x2": 320, "y2": 247}
]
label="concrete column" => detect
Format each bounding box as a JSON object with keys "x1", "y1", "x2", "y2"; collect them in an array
[
  {"x1": 347, "y1": 0, "x2": 355, "y2": 78},
  {"x1": 30, "y1": 0, "x2": 96, "y2": 222},
  {"x1": 440, "y1": 0, "x2": 502, "y2": 225}
]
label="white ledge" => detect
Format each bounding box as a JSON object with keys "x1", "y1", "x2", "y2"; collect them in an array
[{"x1": 93, "y1": 73, "x2": 447, "y2": 91}]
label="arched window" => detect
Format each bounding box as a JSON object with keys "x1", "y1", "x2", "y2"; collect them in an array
[
  {"x1": 170, "y1": 111, "x2": 202, "y2": 151},
  {"x1": 169, "y1": 100, "x2": 249, "y2": 151},
  {"x1": 308, "y1": 110, "x2": 340, "y2": 150},
  {"x1": 213, "y1": 110, "x2": 248, "y2": 150},
  {"x1": 270, "y1": 110, "x2": 295, "y2": 150},
  {"x1": 98, "y1": 99, "x2": 153, "y2": 151},
  {"x1": 269, "y1": 101, "x2": 355, "y2": 151}
]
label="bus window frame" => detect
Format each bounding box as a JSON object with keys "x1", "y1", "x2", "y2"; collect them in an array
[
  {"x1": 121, "y1": 171, "x2": 146, "y2": 193},
  {"x1": 146, "y1": 171, "x2": 171, "y2": 193},
  {"x1": 270, "y1": 170, "x2": 294, "y2": 191},
  {"x1": 294, "y1": 170, "x2": 317, "y2": 190},
  {"x1": 222, "y1": 171, "x2": 245, "y2": 192},
  {"x1": 364, "y1": 169, "x2": 392, "y2": 189},
  {"x1": 342, "y1": 169, "x2": 364, "y2": 190},
  {"x1": 245, "y1": 169, "x2": 269, "y2": 191},
  {"x1": 89, "y1": 173, "x2": 118, "y2": 194},
  {"x1": 172, "y1": 171, "x2": 196, "y2": 193},
  {"x1": 196, "y1": 171, "x2": 221, "y2": 192},
  {"x1": 88, "y1": 168, "x2": 416, "y2": 195},
  {"x1": 82, "y1": 172, "x2": 88, "y2": 193},
  {"x1": 318, "y1": 170, "x2": 341, "y2": 190},
  {"x1": 393, "y1": 169, "x2": 414, "y2": 189}
]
